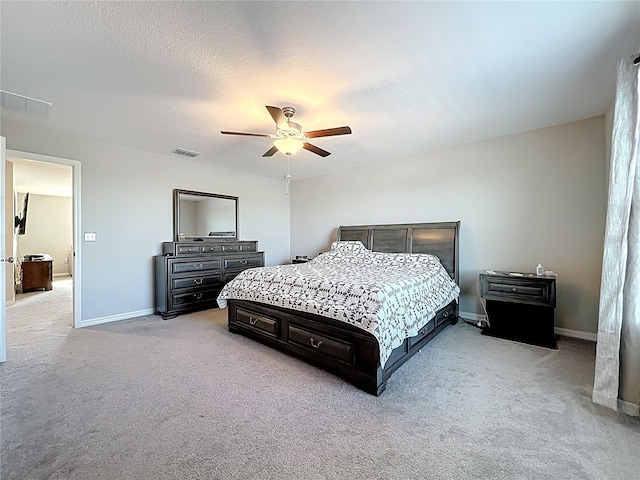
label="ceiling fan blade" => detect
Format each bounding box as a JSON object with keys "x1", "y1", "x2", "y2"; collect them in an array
[
  {"x1": 304, "y1": 126, "x2": 352, "y2": 138},
  {"x1": 221, "y1": 131, "x2": 272, "y2": 137},
  {"x1": 262, "y1": 146, "x2": 279, "y2": 157},
  {"x1": 265, "y1": 106, "x2": 289, "y2": 130},
  {"x1": 303, "y1": 142, "x2": 331, "y2": 157}
]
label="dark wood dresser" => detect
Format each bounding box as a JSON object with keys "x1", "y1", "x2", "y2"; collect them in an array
[
  {"x1": 154, "y1": 240, "x2": 264, "y2": 319},
  {"x1": 479, "y1": 271, "x2": 557, "y2": 349}
]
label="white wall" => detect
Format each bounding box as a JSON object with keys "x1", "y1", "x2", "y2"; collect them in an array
[
  {"x1": 2, "y1": 119, "x2": 290, "y2": 323},
  {"x1": 2, "y1": 116, "x2": 606, "y2": 334},
  {"x1": 15, "y1": 192, "x2": 72, "y2": 275},
  {"x1": 290, "y1": 116, "x2": 607, "y2": 335}
]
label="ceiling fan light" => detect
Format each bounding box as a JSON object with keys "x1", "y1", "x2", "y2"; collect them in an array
[{"x1": 274, "y1": 138, "x2": 304, "y2": 155}]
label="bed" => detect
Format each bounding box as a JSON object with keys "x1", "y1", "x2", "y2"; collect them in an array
[{"x1": 218, "y1": 221, "x2": 460, "y2": 395}]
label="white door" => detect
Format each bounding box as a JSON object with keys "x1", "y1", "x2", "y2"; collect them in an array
[{"x1": 1, "y1": 136, "x2": 7, "y2": 362}]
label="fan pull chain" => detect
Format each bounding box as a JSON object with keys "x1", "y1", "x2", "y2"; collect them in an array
[{"x1": 284, "y1": 156, "x2": 292, "y2": 196}]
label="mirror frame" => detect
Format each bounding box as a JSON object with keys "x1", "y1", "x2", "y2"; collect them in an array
[{"x1": 173, "y1": 189, "x2": 239, "y2": 241}]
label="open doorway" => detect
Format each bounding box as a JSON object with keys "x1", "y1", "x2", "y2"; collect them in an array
[
  {"x1": 0, "y1": 149, "x2": 82, "y2": 359},
  {"x1": 8, "y1": 158, "x2": 73, "y2": 329}
]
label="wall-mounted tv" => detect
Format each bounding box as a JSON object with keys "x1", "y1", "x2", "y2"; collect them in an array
[{"x1": 14, "y1": 192, "x2": 29, "y2": 235}]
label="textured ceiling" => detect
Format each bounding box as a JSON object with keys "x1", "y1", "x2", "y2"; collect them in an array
[{"x1": 1, "y1": 1, "x2": 639, "y2": 180}]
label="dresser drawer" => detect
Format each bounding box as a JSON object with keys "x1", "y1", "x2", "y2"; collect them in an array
[
  {"x1": 224, "y1": 256, "x2": 262, "y2": 270},
  {"x1": 221, "y1": 243, "x2": 256, "y2": 253},
  {"x1": 176, "y1": 245, "x2": 202, "y2": 255},
  {"x1": 288, "y1": 325, "x2": 354, "y2": 365},
  {"x1": 163, "y1": 241, "x2": 258, "y2": 256},
  {"x1": 234, "y1": 308, "x2": 278, "y2": 337},
  {"x1": 480, "y1": 274, "x2": 555, "y2": 307},
  {"x1": 172, "y1": 274, "x2": 222, "y2": 290},
  {"x1": 200, "y1": 244, "x2": 223, "y2": 254},
  {"x1": 171, "y1": 289, "x2": 219, "y2": 307},
  {"x1": 171, "y1": 259, "x2": 222, "y2": 275}
]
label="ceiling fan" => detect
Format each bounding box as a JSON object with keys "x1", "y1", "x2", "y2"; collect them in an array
[{"x1": 221, "y1": 106, "x2": 352, "y2": 157}]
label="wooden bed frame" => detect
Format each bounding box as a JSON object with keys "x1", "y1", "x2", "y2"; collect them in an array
[{"x1": 226, "y1": 221, "x2": 460, "y2": 395}]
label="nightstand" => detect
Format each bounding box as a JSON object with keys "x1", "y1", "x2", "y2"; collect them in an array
[
  {"x1": 479, "y1": 271, "x2": 557, "y2": 349},
  {"x1": 21, "y1": 257, "x2": 54, "y2": 292},
  {"x1": 292, "y1": 258, "x2": 310, "y2": 264}
]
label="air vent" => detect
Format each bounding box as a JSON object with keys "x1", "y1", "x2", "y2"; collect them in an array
[
  {"x1": 1, "y1": 90, "x2": 52, "y2": 117},
  {"x1": 171, "y1": 148, "x2": 201, "y2": 158}
]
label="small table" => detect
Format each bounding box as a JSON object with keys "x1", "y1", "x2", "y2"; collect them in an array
[
  {"x1": 21, "y1": 256, "x2": 54, "y2": 292},
  {"x1": 479, "y1": 271, "x2": 557, "y2": 349}
]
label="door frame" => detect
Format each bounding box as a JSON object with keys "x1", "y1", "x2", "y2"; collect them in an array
[
  {"x1": 1, "y1": 137, "x2": 6, "y2": 362},
  {"x1": 5, "y1": 148, "x2": 81, "y2": 329}
]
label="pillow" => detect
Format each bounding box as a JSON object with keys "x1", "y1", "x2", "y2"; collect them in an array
[{"x1": 330, "y1": 241, "x2": 369, "y2": 254}]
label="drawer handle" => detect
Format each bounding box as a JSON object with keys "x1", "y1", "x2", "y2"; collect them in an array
[
  {"x1": 240, "y1": 260, "x2": 247, "y2": 265},
  {"x1": 310, "y1": 338, "x2": 323, "y2": 349},
  {"x1": 193, "y1": 279, "x2": 203, "y2": 285},
  {"x1": 194, "y1": 293, "x2": 203, "y2": 300},
  {"x1": 443, "y1": 312, "x2": 449, "y2": 318},
  {"x1": 512, "y1": 287, "x2": 517, "y2": 292},
  {"x1": 249, "y1": 317, "x2": 258, "y2": 325},
  {"x1": 226, "y1": 247, "x2": 235, "y2": 251},
  {"x1": 187, "y1": 248, "x2": 193, "y2": 252},
  {"x1": 194, "y1": 264, "x2": 203, "y2": 269},
  {"x1": 239, "y1": 246, "x2": 244, "y2": 251}
]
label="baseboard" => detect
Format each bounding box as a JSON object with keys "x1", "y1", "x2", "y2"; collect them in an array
[
  {"x1": 80, "y1": 308, "x2": 155, "y2": 328},
  {"x1": 618, "y1": 399, "x2": 640, "y2": 417},
  {"x1": 459, "y1": 311, "x2": 597, "y2": 342},
  {"x1": 554, "y1": 327, "x2": 597, "y2": 342},
  {"x1": 459, "y1": 311, "x2": 485, "y2": 322}
]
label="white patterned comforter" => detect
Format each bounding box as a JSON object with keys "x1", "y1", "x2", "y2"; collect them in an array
[{"x1": 217, "y1": 241, "x2": 460, "y2": 368}]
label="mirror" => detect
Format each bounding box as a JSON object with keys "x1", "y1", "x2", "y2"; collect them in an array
[{"x1": 173, "y1": 189, "x2": 238, "y2": 241}]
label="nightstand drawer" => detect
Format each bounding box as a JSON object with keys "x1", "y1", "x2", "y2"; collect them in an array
[
  {"x1": 490, "y1": 282, "x2": 542, "y2": 297},
  {"x1": 480, "y1": 274, "x2": 556, "y2": 307}
]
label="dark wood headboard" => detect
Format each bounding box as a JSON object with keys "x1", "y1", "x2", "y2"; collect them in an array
[{"x1": 336, "y1": 222, "x2": 460, "y2": 284}]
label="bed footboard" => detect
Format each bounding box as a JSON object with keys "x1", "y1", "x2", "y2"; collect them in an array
[{"x1": 227, "y1": 299, "x2": 457, "y2": 395}]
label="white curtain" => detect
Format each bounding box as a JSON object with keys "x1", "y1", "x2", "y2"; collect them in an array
[{"x1": 593, "y1": 54, "x2": 640, "y2": 417}]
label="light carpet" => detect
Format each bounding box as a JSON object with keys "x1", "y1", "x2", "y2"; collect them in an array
[{"x1": 1, "y1": 279, "x2": 639, "y2": 479}]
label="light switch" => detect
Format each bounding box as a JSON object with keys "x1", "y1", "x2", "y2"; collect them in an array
[{"x1": 84, "y1": 232, "x2": 97, "y2": 242}]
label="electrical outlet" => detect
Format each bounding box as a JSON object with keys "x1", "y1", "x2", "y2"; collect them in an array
[{"x1": 84, "y1": 232, "x2": 97, "y2": 242}]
